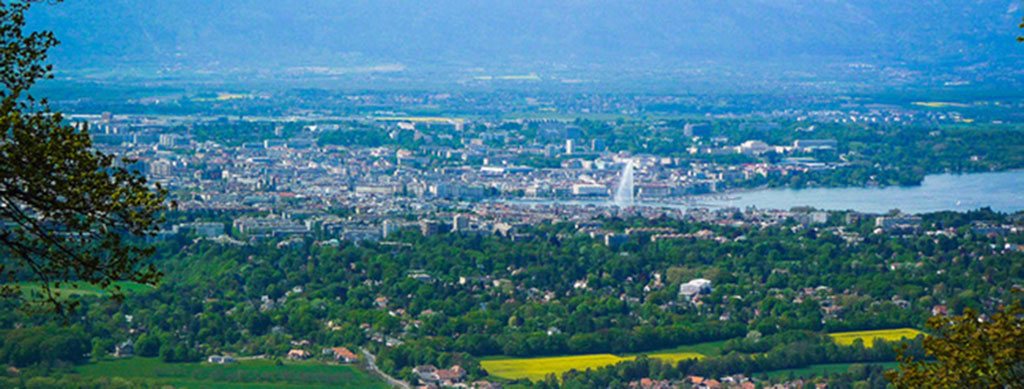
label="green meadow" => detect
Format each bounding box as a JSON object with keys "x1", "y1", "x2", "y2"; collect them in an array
[
  {"x1": 74, "y1": 357, "x2": 387, "y2": 389},
  {"x1": 763, "y1": 362, "x2": 901, "y2": 380},
  {"x1": 8, "y1": 281, "x2": 154, "y2": 299}
]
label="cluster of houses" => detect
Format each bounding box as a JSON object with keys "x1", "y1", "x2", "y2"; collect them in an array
[
  {"x1": 630, "y1": 374, "x2": 808, "y2": 388},
  {"x1": 284, "y1": 346, "x2": 359, "y2": 363},
  {"x1": 629, "y1": 375, "x2": 758, "y2": 389},
  {"x1": 413, "y1": 364, "x2": 468, "y2": 387}
]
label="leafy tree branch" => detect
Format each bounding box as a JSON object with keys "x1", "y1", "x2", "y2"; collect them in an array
[{"x1": 0, "y1": 0, "x2": 168, "y2": 316}]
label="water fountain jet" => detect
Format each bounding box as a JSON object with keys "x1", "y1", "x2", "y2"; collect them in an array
[{"x1": 612, "y1": 160, "x2": 635, "y2": 207}]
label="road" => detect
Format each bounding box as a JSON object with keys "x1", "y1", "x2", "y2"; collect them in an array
[{"x1": 361, "y1": 348, "x2": 411, "y2": 389}]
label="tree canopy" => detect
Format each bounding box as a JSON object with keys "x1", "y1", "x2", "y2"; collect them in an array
[{"x1": 887, "y1": 303, "x2": 1024, "y2": 388}]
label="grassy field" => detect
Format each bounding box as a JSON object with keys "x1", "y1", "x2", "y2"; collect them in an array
[
  {"x1": 829, "y1": 328, "x2": 924, "y2": 347},
  {"x1": 74, "y1": 357, "x2": 387, "y2": 389},
  {"x1": 763, "y1": 362, "x2": 900, "y2": 379},
  {"x1": 628, "y1": 340, "x2": 726, "y2": 358},
  {"x1": 9, "y1": 281, "x2": 153, "y2": 298},
  {"x1": 481, "y1": 342, "x2": 720, "y2": 381},
  {"x1": 643, "y1": 351, "x2": 706, "y2": 364}
]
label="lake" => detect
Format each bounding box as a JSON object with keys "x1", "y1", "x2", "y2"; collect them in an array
[
  {"x1": 701, "y1": 170, "x2": 1024, "y2": 214},
  {"x1": 505, "y1": 170, "x2": 1024, "y2": 214}
]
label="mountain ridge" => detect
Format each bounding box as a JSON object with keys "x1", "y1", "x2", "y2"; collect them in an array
[{"x1": 26, "y1": 0, "x2": 1024, "y2": 73}]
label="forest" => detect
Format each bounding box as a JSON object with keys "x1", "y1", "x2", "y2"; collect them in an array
[{"x1": 1, "y1": 208, "x2": 1021, "y2": 386}]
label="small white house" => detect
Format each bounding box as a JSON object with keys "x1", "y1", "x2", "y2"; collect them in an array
[
  {"x1": 679, "y1": 278, "x2": 713, "y2": 300},
  {"x1": 207, "y1": 355, "x2": 236, "y2": 364}
]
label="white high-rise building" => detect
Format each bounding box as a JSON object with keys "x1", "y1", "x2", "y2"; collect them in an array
[{"x1": 452, "y1": 214, "x2": 470, "y2": 232}]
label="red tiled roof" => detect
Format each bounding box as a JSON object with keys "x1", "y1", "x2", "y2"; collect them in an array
[{"x1": 331, "y1": 347, "x2": 359, "y2": 361}]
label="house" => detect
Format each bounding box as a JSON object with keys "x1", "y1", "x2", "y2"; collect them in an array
[
  {"x1": 470, "y1": 380, "x2": 503, "y2": 389},
  {"x1": 684, "y1": 375, "x2": 731, "y2": 388},
  {"x1": 971, "y1": 222, "x2": 1009, "y2": 237},
  {"x1": 628, "y1": 378, "x2": 673, "y2": 389},
  {"x1": 413, "y1": 365, "x2": 438, "y2": 382},
  {"x1": 793, "y1": 139, "x2": 837, "y2": 151},
  {"x1": 207, "y1": 355, "x2": 237, "y2": 364},
  {"x1": 114, "y1": 340, "x2": 134, "y2": 358},
  {"x1": 414, "y1": 364, "x2": 467, "y2": 386},
  {"x1": 287, "y1": 349, "x2": 311, "y2": 360},
  {"x1": 679, "y1": 278, "x2": 713, "y2": 300},
  {"x1": 875, "y1": 214, "x2": 921, "y2": 233},
  {"x1": 323, "y1": 347, "x2": 359, "y2": 363},
  {"x1": 436, "y1": 365, "x2": 467, "y2": 385},
  {"x1": 604, "y1": 233, "x2": 628, "y2": 248}
]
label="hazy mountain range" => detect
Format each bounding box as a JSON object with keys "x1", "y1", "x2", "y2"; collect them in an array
[{"x1": 25, "y1": 0, "x2": 1024, "y2": 77}]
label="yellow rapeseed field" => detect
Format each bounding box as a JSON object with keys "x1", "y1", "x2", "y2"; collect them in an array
[
  {"x1": 829, "y1": 328, "x2": 924, "y2": 347},
  {"x1": 481, "y1": 351, "x2": 704, "y2": 381}
]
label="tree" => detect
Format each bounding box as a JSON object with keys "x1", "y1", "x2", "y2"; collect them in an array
[
  {"x1": 159, "y1": 342, "x2": 176, "y2": 362},
  {"x1": 135, "y1": 334, "x2": 161, "y2": 357},
  {"x1": 0, "y1": 1, "x2": 167, "y2": 315},
  {"x1": 91, "y1": 338, "x2": 112, "y2": 360},
  {"x1": 886, "y1": 304, "x2": 1024, "y2": 388}
]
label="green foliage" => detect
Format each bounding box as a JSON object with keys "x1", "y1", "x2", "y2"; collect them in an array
[
  {"x1": 90, "y1": 338, "x2": 112, "y2": 361},
  {"x1": 134, "y1": 334, "x2": 160, "y2": 358},
  {"x1": 0, "y1": 210, "x2": 1018, "y2": 383},
  {"x1": 159, "y1": 341, "x2": 199, "y2": 363},
  {"x1": 0, "y1": 325, "x2": 89, "y2": 366},
  {"x1": 887, "y1": 303, "x2": 1024, "y2": 388},
  {"x1": 1019, "y1": 17, "x2": 1023, "y2": 43},
  {"x1": 0, "y1": 0, "x2": 167, "y2": 315},
  {"x1": 763, "y1": 361, "x2": 899, "y2": 380}
]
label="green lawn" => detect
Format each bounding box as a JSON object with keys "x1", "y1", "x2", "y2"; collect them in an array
[
  {"x1": 627, "y1": 340, "x2": 728, "y2": 358},
  {"x1": 9, "y1": 281, "x2": 153, "y2": 298},
  {"x1": 762, "y1": 362, "x2": 900, "y2": 380},
  {"x1": 74, "y1": 357, "x2": 387, "y2": 389}
]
